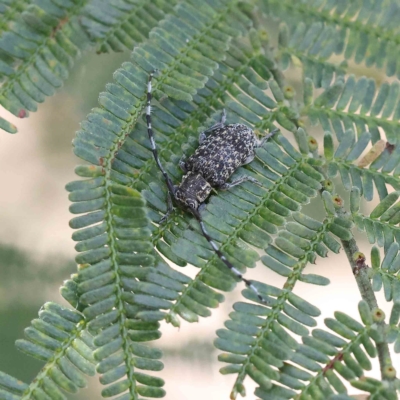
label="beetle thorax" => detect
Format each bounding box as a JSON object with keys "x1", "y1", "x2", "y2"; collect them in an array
[{"x1": 175, "y1": 172, "x2": 212, "y2": 210}]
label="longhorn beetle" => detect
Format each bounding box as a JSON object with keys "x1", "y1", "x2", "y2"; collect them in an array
[{"x1": 146, "y1": 72, "x2": 278, "y2": 305}]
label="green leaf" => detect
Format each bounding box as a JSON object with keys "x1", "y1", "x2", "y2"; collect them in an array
[
  {"x1": 350, "y1": 187, "x2": 361, "y2": 214},
  {"x1": 295, "y1": 127, "x2": 309, "y2": 154},
  {"x1": 322, "y1": 191, "x2": 335, "y2": 215},
  {"x1": 314, "y1": 80, "x2": 344, "y2": 108},
  {"x1": 370, "y1": 192, "x2": 400, "y2": 219},
  {"x1": 303, "y1": 77, "x2": 314, "y2": 106}
]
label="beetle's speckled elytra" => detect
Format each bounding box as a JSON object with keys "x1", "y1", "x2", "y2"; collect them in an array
[
  {"x1": 176, "y1": 119, "x2": 277, "y2": 210},
  {"x1": 145, "y1": 72, "x2": 278, "y2": 305}
]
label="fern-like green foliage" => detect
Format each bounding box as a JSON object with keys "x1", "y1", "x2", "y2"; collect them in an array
[
  {"x1": 1, "y1": 300, "x2": 96, "y2": 399},
  {"x1": 81, "y1": 0, "x2": 177, "y2": 53},
  {"x1": 0, "y1": 0, "x2": 177, "y2": 133},
  {"x1": 2, "y1": 0, "x2": 400, "y2": 399},
  {"x1": 263, "y1": 0, "x2": 400, "y2": 77},
  {"x1": 309, "y1": 76, "x2": 400, "y2": 146},
  {"x1": 278, "y1": 22, "x2": 347, "y2": 89}
]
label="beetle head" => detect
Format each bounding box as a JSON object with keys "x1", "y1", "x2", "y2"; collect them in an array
[{"x1": 175, "y1": 172, "x2": 212, "y2": 211}]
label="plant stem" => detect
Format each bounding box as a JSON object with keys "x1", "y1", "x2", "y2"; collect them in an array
[
  {"x1": 341, "y1": 238, "x2": 379, "y2": 308},
  {"x1": 341, "y1": 237, "x2": 394, "y2": 381}
]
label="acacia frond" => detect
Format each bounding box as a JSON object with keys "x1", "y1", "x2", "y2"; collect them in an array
[
  {"x1": 352, "y1": 189, "x2": 400, "y2": 246},
  {"x1": 323, "y1": 131, "x2": 400, "y2": 202},
  {"x1": 0, "y1": 0, "x2": 31, "y2": 36},
  {"x1": 388, "y1": 300, "x2": 400, "y2": 354},
  {"x1": 0, "y1": 0, "x2": 177, "y2": 133},
  {"x1": 305, "y1": 76, "x2": 400, "y2": 145},
  {"x1": 278, "y1": 22, "x2": 347, "y2": 89},
  {"x1": 81, "y1": 0, "x2": 178, "y2": 53},
  {"x1": 0, "y1": 370, "x2": 28, "y2": 399},
  {"x1": 367, "y1": 243, "x2": 400, "y2": 302},
  {"x1": 213, "y1": 209, "x2": 356, "y2": 396},
  {"x1": 67, "y1": 180, "x2": 166, "y2": 399},
  {"x1": 0, "y1": 302, "x2": 96, "y2": 399},
  {"x1": 262, "y1": 0, "x2": 400, "y2": 77},
  {"x1": 0, "y1": 0, "x2": 91, "y2": 133},
  {"x1": 255, "y1": 301, "x2": 382, "y2": 399}
]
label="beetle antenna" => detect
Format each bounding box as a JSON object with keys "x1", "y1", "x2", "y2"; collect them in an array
[
  {"x1": 191, "y1": 208, "x2": 270, "y2": 306},
  {"x1": 146, "y1": 71, "x2": 176, "y2": 197}
]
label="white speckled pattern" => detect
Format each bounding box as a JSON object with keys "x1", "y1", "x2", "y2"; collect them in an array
[{"x1": 184, "y1": 123, "x2": 257, "y2": 187}]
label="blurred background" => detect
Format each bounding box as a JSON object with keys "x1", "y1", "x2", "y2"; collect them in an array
[{"x1": 0, "y1": 45, "x2": 396, "y2": 399}]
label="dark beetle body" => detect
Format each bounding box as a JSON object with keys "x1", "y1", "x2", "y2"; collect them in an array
[
  {"x1": 146, "y1": 72, "x2": 277, "y2": 305},
  {"x1": 174, "y1": 171, "x2": 212, "y2": 210},
  {"x1": 185, "y1": 124, "x2": 257, "y2": 186},
  {"x1": 175, "y1": 123, "x2": 262, "y2": 210}
]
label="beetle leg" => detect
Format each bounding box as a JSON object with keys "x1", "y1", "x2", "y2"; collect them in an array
[
  {"x1": 159, "y1": 190, "x2": 176, "y2": 224},
  {"x1": 197, "y1": 202, "x2": 207, "y2": 213},
  {"x1": 220, "y1": 108, "x2": 227, "y2": 125},
  {"x1": 242, "y1": 153, "x2": 255, "y2": 165},
  {"x1": 218, "y1": 175, "x2": 261, "y2": 190},
  {"x1": 199, "y1": 109, "x2": 228, "y2": 143},
  {"x1": 199, "y1": 131, "x2": 208, "y2": 144},
  {"x1": 179, "y1": 155, "x2": 188, "y2": 172},
  {"x1": 256, "y1": 127, "x2": 280, "y2": 148}
]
